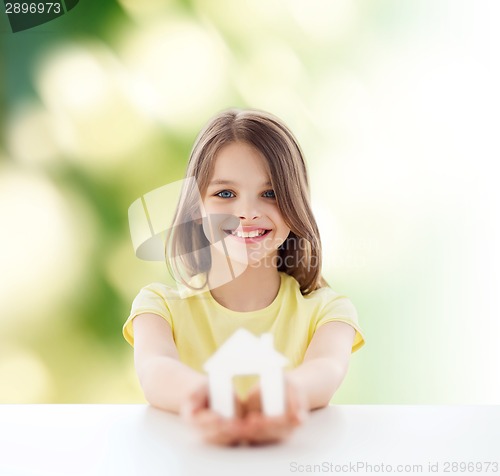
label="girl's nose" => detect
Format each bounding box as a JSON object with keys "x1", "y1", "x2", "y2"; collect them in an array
[{"x1": 236, "y1": 198, "x2": 261, "y2": 221}]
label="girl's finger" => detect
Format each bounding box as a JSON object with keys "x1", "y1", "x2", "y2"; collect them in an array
[
  {"x1": 285, "y1": 379, "x2": 308, "y2": 424},
  {"x1": 181, "y1": 383, "x2": 210, "y2": 421},
  {"x1": 196, "y1": 414, "x2": 243, "y2": 446},
  {"x1": 235, "y1": 396, "x2": 247, "y2": 419},
  {"x1": 243, "y1": 411, "x2": 300, "y2": 445},
  {"x1": 244, "y1": 385, "x2": 262, "y2": 414}
]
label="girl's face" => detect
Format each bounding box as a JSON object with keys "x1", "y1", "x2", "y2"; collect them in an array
[{"x1": 201, "y1": 141, "x2": 290, "y2": 268}]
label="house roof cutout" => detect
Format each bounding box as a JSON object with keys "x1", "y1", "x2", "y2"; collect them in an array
[{"x1": 204, "y1": 328, "x2": 288, "y2": 375}]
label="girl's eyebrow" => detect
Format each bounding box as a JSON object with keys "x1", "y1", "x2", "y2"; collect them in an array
[{"x1": 208, "y1": 179, "x2": 272, "y2": 187}]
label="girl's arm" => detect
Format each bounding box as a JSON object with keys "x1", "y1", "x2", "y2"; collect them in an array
[
  {"x1": 134, "y1": 314, "x2": 249, "y2": 445},
  {"x1": 287, "y1": 321, "x2": 356, "y2": 410},
  {"x1": 132, "y1": 313, "x2": 207, "y2": 413}
]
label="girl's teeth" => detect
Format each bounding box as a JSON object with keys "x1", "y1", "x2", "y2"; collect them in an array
[{"x1": 231, "y1": 229, "x2": 267, "y2": 238}]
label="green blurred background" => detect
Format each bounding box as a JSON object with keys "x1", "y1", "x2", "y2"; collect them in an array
[{"x1": 1, "y1": 0, "x2": 499, "y2": 404}]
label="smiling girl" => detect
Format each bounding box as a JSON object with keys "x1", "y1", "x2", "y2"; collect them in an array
[{"x1": 123, "y1": 109, "x2": 365, "y2": 445}]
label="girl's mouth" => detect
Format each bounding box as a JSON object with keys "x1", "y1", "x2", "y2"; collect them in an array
[{"x1": 223, "y1": 228, "x2": 271, "y2": 242}]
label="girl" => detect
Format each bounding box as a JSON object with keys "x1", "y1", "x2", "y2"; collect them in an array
[{"x1": 123, "y1": 109, "x2": 365, "y2": 445}]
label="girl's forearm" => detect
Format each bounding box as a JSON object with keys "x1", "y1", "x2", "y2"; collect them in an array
[
  {"x1": 138, "y1": 356, "x2": 207, "y2": 413},
  {"x1": 287, "y1": 357, "x2": 349, "y2": 410}
]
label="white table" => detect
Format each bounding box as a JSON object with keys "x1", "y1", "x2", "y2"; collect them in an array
[{"x1": 0, "y1": 405, "x2": 498, "y2": 476}]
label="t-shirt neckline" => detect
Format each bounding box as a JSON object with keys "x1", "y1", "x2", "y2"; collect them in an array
[{"x1": 204, "y1": 272, "x2": 286, "y2": 317}]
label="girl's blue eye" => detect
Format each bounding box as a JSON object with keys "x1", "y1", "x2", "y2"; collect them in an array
[
  {"x1": 215, "y1": 190, "x2": 275, "y2": 199},
  {"x1": 216, "y1": 190, "x2": 235, "y2": 199}
]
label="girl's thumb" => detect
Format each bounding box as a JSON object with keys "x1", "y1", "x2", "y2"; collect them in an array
[{"x1": 181, "y1": 383, "x2": 208, "y2": 419}]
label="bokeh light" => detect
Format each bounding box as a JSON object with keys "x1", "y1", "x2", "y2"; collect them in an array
[
  {"x1": 119, "y1": 18, "x2": 229, "y2": 131},
  {"x1": 35, "y1": 41, "x2": 154, "y2": 166},
  {"x1": 289, "y1": 0, "x2": 357, "y2": 42},
  {"x1": 0, "y1": 345, "x2": 53, "y2": 403},
  {"x1": 0, "y1": 166, "x2": 92, "y2": 327},
  {"x1": 6, "y1": 101, "x2": 59, "y2": 166}
]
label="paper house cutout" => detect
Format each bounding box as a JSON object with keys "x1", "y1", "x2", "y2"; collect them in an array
[{"x1": 203, "y1": 329, "x2": 289, "y2": 419}]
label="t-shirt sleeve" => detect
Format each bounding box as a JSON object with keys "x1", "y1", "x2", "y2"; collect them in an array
[
  {"x1": 122, "y1": 283, "x2": 173, "y2": 347},
  {"x1": 315, "y1": 293, "x2": 366, "y2": 352}
]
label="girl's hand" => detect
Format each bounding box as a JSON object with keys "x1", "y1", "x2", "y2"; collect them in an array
[
  {"x1": 180, "y1": 374, "x2": 309, "y2": 446},
  {"x1": 240, "y1": 374, "x2": 309, "y2": 445},
  {"x1": 180, "y1": 379, "x2": 246, "y2": 446}
]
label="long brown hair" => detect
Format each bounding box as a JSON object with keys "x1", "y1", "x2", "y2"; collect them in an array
[{"x1": 166, "y1": 108, "x2": 328, "y2": 294}]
